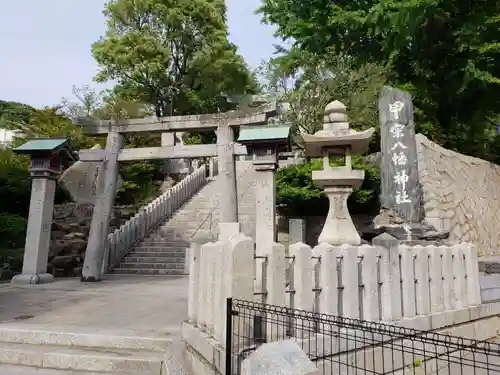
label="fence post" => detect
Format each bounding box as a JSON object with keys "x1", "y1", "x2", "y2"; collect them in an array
[
  {"x1": 452, "y1": 244, "x2": 466, "y2": 309},
  {"x1": 265, "y1": 242, "x2": 287, "y2": 342},
  {"x1": 225, "y1": 298, "x2": 233, "y2": 375},
  {"x1": 414, "y1": 245, "x2": 431, "y2": 315},
  {"x1": 441, "y1": 246, "x2": 454, "y2": 310},
  {"x1": 372, "y1": 233, "x2": 402, "y2": 321},
  {"x1": 428, "y1": 245, "x2": 444, "y2": 313},
  {"x1": 315, "y1": 243, "x2": 338, "y2": 316},
  {"x1": 359, "y1": 245, "x2": 379, "y2": 321},
  {"x1": 290, "y1": 242, "x2": 313, "y2": 338},
  {"x1": 400, "y1": 244, "x2": 416, "y2": 318},
  {"x1": 340, "y1": 244, "x2": 360, "y2": 319},
  {"x1": 464, "y1": 244, "x2": 481, "y2": 306}
]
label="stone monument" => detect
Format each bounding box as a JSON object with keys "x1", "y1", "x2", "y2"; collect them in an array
[
  {"x1": 375, "y1": 86, "x2": 448, "y2": 241},
  {"x1": 378, "y1": 86, "x2": 422, "y2": 223},
  {"x1": 302, "y1": 100, "x2": 375, "y2": 245},
  {"x1": 58, "y1": 144, "x2": 123, "y2": 205}
]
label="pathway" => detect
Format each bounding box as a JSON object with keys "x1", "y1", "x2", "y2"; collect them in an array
[
  {"x1": 0, "y1": 275, "x2": 188, "y2": 334},
  {"x1": 0, "y1": 275, "x2": 189, "y2": 374}
]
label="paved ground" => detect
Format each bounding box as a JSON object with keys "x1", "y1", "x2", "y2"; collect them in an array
[{"x1": 0, "y1": 275, "x2": 188, "y2": 337}]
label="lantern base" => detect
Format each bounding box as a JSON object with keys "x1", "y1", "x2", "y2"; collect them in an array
[{"x1": 318, "y1": 186, "x2": 361, "y2": 246}]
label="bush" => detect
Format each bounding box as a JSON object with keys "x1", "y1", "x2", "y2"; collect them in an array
[
  {"x1": 0, "y1": 213, "x2": 27, "y2": 250},
  {"x1": 276, "y1": 157, "x2": 380, "y2": 217}
]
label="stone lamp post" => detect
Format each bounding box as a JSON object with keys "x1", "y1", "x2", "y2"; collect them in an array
[
  {"x1": 302, "y1": 101, "x2": 375, "y2": 245},
  {"x1": 237, "y1": 125, "x2": 291, "y2": 299},
  {"x1": 11, "y1": 138, "x2": 79, "y2": 284},
  {"x1": 237, "y1": 125, "x2": 292, "y2": 246}
]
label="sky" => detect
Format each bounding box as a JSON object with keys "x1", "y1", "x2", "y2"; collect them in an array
[{"x1": 0, "y1": 0, "x2": 277, "y2": 109}]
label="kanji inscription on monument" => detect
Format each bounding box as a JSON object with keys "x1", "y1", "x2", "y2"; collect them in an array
[{"x1": 379, "y1": 86, "x2": 422, "y2": 222}]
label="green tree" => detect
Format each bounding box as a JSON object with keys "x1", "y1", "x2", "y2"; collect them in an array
[
  {"x1": 92, "y1": 0, "x2": 258, "y2": 117},
  {"x1": 258, "y1": 0, "x2": 500, "y2": 159},
  {"x1": 257, "y1": 52, "x2": 386, "y2": 150}
]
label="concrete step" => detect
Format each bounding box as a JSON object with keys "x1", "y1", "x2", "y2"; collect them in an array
[
  {"x1": 0, "y1": 342, "x2": 162, "y2": 374},
  {"x1": 118, "y1": 262, "x2": 184, "y2": 270},
  {"x1": 123, "y1": 256, "x2": 184, "y2": 264},
  {"x1": 0, "y1": 324, "x2": 172, "y2": 352},
  {"x1": 111, "y1": 268, "x2": 185, "y2": 275}
]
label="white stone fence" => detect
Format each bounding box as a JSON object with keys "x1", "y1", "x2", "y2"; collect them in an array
[
  {"x1": 103, "y1": 164, "x2": 209, "y2": 273},
  {"x1": 187, "y1": 235, "x2": 482, "y2": 344}
]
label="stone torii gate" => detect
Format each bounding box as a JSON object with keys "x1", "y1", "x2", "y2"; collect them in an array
[{"x1": 73, "y1": 102, "x2": 277, "y2": 281}]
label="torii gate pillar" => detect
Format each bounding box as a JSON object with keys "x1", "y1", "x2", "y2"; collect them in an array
[
  {"x1": 217, "y1": 124, "x2": 239, "y2": 239},
  {"x1": 81, "y1": 131, "x2": 124, "y2": 282}
]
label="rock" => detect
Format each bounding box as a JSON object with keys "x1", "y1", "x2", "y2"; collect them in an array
[
  {"x1": 420, "y1": 230, "x2": 449, "y2": 241},
  {"x1": 50, "y1": 255, "x2": 82, "y2": 268},
  {"x1": 373, "y1": 208, "x2": 406, "y2": 228},
  {"x1": 49, "y1": 240, "x2": 68, "y2": 258},
  {"x1": 64, "y1": 239, "x2": 87, "y2": 255},
  {"x1": 50, "y1": 230, "x2": 66, "y2": 240},
  {"x1": 62, "y1": 232, "x2": 86, "y2": 241},
  {"x1": 241, "y1": 340, "x2": 320, "y2": 375},
  {"x1": 49, "y1": 255, "x2": 84, "y2": 277},
  {"x1": 51, "y1": 222, "x2": 72, "y2": 233}
]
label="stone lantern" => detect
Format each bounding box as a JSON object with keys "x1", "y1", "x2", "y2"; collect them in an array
[
  {"x1": 302, "y1": 101, "x2": 375, "y2": 245},
  {"x1": 11, "y1": 138, "x2": 79, "y2": 284},
  {"x1": 237, "y1": 124, "x2": 291, "y2": 298},
  {"x1": 237, "y1": 125, "x2": 291, "y2": 243}
]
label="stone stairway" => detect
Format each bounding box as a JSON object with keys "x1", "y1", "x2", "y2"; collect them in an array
[{"x1": 112, "y1": 161, "x2": 258, "y2": 275}]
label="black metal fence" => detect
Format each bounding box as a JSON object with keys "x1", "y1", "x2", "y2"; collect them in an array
[{"x1": 226, "y1": 298, "x2": 500, "y2": 374}]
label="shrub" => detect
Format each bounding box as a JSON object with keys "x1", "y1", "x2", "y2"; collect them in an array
[{"x1": 276, "y1": 157, "x2": 380, "y2": 217}]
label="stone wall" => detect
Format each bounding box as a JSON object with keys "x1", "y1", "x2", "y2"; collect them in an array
[
  {"x1": 416, "y1": 134, "x2": 500, "y2": 256},
  {"x1": 48, "y1": 203, "x2": 134, "y2": 277}
]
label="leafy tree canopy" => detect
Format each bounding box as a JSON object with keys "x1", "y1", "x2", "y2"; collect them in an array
[
  {"x1": 257, "y1": 52, "x2": 386, "y2": 150},
  {"x1": 93, "y1": 0, "x2": 258, "y2": 117},
  {"x1": 258, "y1": 0, "x2": 500, "y2": 159}
]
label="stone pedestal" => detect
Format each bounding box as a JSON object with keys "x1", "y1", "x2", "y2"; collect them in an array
[
  {"x1": 12, "y1": 176, "x2": 57, "y2": 285},
  {"x1": 289, "y1": 218, "x2": 306, "y2": 246},
  {"x1": 319, "y1": 186, "x2": 361, "y2": 246},
  {"x1": 254, "y1": 160, "x2": 278, "y2": 251},
  {"x1": 253, "y1": 159, "x2": 278, "y2": 299},
  {"x1": 81, "y1": 131, "x2": 124, "y2": 282},
  {"x1": 217, "y1": 124, "x2": 238, "y2": 224}
]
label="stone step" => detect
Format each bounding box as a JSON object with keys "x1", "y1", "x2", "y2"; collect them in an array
[
  {"x1": 0, "y1": 364, "x2": 126, "y2": 374},
  {"x1": 0, "y1": 342, "x2": 162, "y2": 374},
  {"x1": 123, "y1": 256, "x2": 185, "y2": 264},
  {"x1": 129, "y1": 251, "x2": 185, "y2": 258},
  {"x1": 111, "y1": 268, "x2": 185, "y2": 275},
  {"x1": 0, "y1": 324, "x2": 172, "y2": 352},
  {"x1": 131, "y1": 246, "x2": 186, "y2": 253},
  {"x1": 118, "y1": 262, "x2": 184, "y2": 270},
  {"x1": 135, "y1": 243, "x2": 188, "y2": 249}
]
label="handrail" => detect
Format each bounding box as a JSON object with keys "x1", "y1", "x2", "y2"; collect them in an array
[
  {"x1": 189, "y1": 161, "x2": 256, "y2": 241},
  {"x1": 102, "y1": 164, "x2": 209, "y2": 274}
]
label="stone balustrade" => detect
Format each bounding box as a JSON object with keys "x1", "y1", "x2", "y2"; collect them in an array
[
  {"x1": 187, "y1": 236, "x2": 481, "y2": 345},
  {"x1": 103, "y1": 164, "x2": 209, "y2": 273}
]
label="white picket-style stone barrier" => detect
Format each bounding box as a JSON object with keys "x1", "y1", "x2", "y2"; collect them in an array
[
  {"x1": 103, "y1": 164, "x2": 209, "y2": 273},
  {"x1": 187, "y1": 237, "x2": 482, "y2": 344}
]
